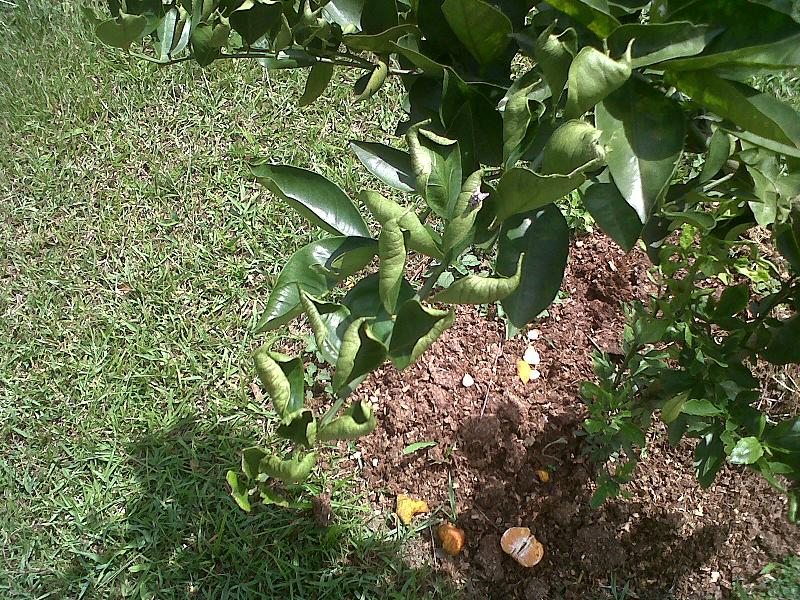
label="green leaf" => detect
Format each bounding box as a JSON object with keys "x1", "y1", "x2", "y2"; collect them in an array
[
  {"x1": 729, "y1": 436, "x2": 765, "y2": 465},
  {"x1": 532, "y1": 24, "x2": 578, "y2": 106},
  {"x1": 350, "y1": 141, "x2": 415, "y2": 193},
  {"x1": 402, "y1": 441, "x2": 438, "y2": 455},
  {"x1": 541, "y1": 120, "x2": 604, "y2": 175},
  {"x1": 388, "y1": 300, "x2": 456, "y2": 370},
  {"x1": 359, "y1": 191, "x2": 442, "y2": 258},
  {"x1": 250, "y1": 163, "x2": 370, "y2": 237},
  {"x1": 259, "y1": 452, "x2": 317, "y2": 484},
  {"x1": 276, "y1": 410, "x2": 317, "y2": 447},
  {"x1": 775, "y1": 206, "x2": 800, "y2": 272},
  {"x1": 761, "y1": 316, "x2": 800, "y2": 364},
  {"x1": 596, "y1": 78, "x2": 686, "y2": 223},
  {"x1": 96, "y1": 14, "x2": 148, "y2": 50},
  {"x1": 442, "y1": 170, "x2": 484, "y2": 253},
  {"x1": 299, "y1": 63, "x2": 334, "y2": 107},
  {"x1": 343, "y1": 273, "x2": 414, "y2": 344},
  {"x1": 378, "y1": 219, "x2": 409, "y2": 314},
  {"x1": 299, "y1": 292, "x2": 351, "y2": 364},
  {"x1": 547, "y1": 0, "x2": 621, "y2": 39},
  {"x1": 502, "y1": 77, "x2": 545, "y2": 169},
  {"x1": 241, "y1": 447, "x2": 267, "y2": 481},
  {"x1": 698, "y1": 129, "x2": 733, "y2": 184},
  {"x1": 253, "y1": 349, "x2": 305, "y2": 421},
  {"x1": 343, "y1": 24, "x2": 419, "y2": 51},
  {"x1": 494, "y1": 167, "x2": 585, "y2": 223},
  {"x1": 661, "y1": 393, "x2": 688, "y2": 424},
  {"x1": 406, "y1": 124, "x2": 462, "y2": 219},
  {"x1": 229, "y1": 0, "x2": 283, "y2": 46},
  {"x1": 256, "y1": 236, "x2": 377, "y2": 332},
  {"x1": 318, "y1": 400, "x2": 378, "y2": 441},
  {"x1": 582, "y1": 183, "x2": 642, "y2": 252},
  {"x1": 190, "y1": 22, "x2": 230, "y2": 66},
  {"x1": 433, "y1": 256, "x2": 523, "y2": 305},
  {"x1": 682, "y1": 399, "x2": 723, "y2": 416},
  {"x1": 322, "y1": 0, "x2": 363, "y2": 32},
  {"x1": 608, "y1": 22, "x2": 719, "y2": 68},
  {"x1": 715, "y1": 284, "x2": 750, "y2": 318},
  {"x1": 353, "y1": 57, "x2": 389, "y2": 102},
  {"x1": 157, "y1": 8, "x2": 179, "y2": 62},
  {"x1": 333, "y1": 318, "x2": 388, "y2": 393},
  {"x1": 671, "y1": 71, "x2": 800, "y2": 155},
  {"x1": 694, "y1": 429, "x2": 725, "y2": 487},
  {"x1": 441, "y1": 0, "x2": 513, "y2": 65},
  {"x1": 226, "y1": 470, "x2": 251, "y2": 512},
  {"x1": 765, "y1": 417, "x2": 800, "y2": 453},
  {"x1": 565, "y1": 44, "x2": 632, "y2": 119},
  {"x1": 496, "y1": 205, "x2": 569, "y2": 329}
]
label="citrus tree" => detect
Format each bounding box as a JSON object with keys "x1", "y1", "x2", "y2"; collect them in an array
[{"x1": 90, "y1": 0, "x2": 800, "y2": 520}]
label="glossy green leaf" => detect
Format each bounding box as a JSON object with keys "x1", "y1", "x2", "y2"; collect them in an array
[
  {"x1": 300, "y1": 292, "x2": 351, "y2": 364},
  {"x1": 406, "y1": 124, "x2": 462, "y2": 219},
  {"x1": 541, "y1": 120, "x2": 604, "y2": 175},
  {"x1": 694, "y1": 428, "x2": 725, "y2": 487},
  {"x1": 276, "y1": 410, "x2": 317, "y2": 447},
  {"x1": 190, "y1": 22, "x2": 230, "y2": 66},
  {"x1": 229, "y1": 0, "x2": 283, "y2": 46},
  {"x1": 698, "y1": 129, "x2": 734, "y2": 184},
  {"x1": 353, "y1": 57, "x2": 388, "y2": 102},
  {"x1": 253, "y1": 348, "x2": 305, "y2": 421},
  {"x1": 378, "y1": 218, "x2": 409, "y2": 314},
  {"x1": 596, "y1": 78, "x2": 686, "y2": 223},
  {"x1": 333, "y1": 318, "x2": 388, "y2": 393},
  {"x1": 496, "y1": 205, "x2": 569, "y2": 328},
  {"x1": 359, "y1": 191, "x2": 442, "y2": 258},
  {"x1": 494, "y1": 167, "x2": 585, "y2": 222},
  {"x1": 388, "y1": 300, "x2": 456, "y2": 370},
  {"x1": 761, "y1": 316, "x2": 800, "y2": 364},
  {"x1": 442, "y1": 170, "x2": 483, "y2": 253},
  {"x1": 682, "y1": 399, "x2": 723, "y2": 416},
  {"x1": 671, "y1": 71, "x2": 800, "y2": 157},
  {"x1": 547, "y1": 0, "x2": 621, "y2": 39},
  {"x1": 433, "y1": 255, "x2": 523, "y2": 305},
  {"x1": 582, "y1": 183, "x2": 642, "y2": 252},
  {"x1": 565, "y1": 44, "x2": 632, "y2": 119},
  {"x1": 157, "y1": 8, "x2": 179, "y2": 61},
  {"x1": 250, "y1": 163, "x2": 370, "y2": 237},
  {"x1": 608, "y1": 22, "x2": 718, "y2": 68},
  {"x1": 299, "y1": 63, "x2": 334, "y2": 107},
  {"x1": 350, "y1": 141, "x2": 415, "y2": 193},
  {"x1": 259, "y1": 452, "x2": 317, "y2": 484},
  {"x1": 729, "y1": 436, "x2": 765, "y2": 465},
  {"x1": 532, "y1": 24, "x2": 577, "y2": 105},
  {"x1": 765, "y1": 417, "x2": 800, "y2": 453},
  {"x1": 226, "y1": 470, "x2": 251, "y2": 511},
  {"x1": 322, "y1": 0, "x2": 363, "y2": 32},
  {"x1": 256, "y1": 236, "x2": 377, "y2": 332},
  {"x1": 318, "y1": 400, "x2": 378, "y2": 441},
  {"x1": 441, "y1": 0, "x2": 512, "y2": 65},
  {"x1": 96, "y1": 14, "x2": 148, "y2": 50},
  {"x1": 343, "y1": 24, "x2": 419, "y2": 51}
]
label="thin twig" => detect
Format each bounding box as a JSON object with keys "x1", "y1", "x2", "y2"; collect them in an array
[{"x1": 480, "y1": 340, "x2": 503, "y2": 418}]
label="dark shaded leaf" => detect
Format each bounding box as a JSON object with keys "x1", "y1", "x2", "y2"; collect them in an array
[
  {"x1": 582, "y1": 183, "x2": 642, "y2": 251},
  {"x1": 441, "y1": 0, "x2": 513, "y2": 65},
  {"x1": 350, "y1": 141, "x2": 415, "y2": 192}
]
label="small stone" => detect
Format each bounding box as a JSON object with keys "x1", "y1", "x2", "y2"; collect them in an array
[
  {"x1": 371, "y1": 458, "x2": 379, "y2": 467},
  {"x1": 530, "y1": 369, "x2": 541, "y2": 380},
  {"x1": 527, "y1": 329, "x2": 541, "y2": 341},
  {"x1": 462, "y1": 373, "x2": 475, "y2": 387},
  {"x1": 523, "y1": 347, "x2": 541, "y2": 366}
]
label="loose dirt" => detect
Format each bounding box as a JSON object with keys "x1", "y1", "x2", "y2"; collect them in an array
[{"x1": 342, "y1": 233, "x2": 800, "y2": 599}]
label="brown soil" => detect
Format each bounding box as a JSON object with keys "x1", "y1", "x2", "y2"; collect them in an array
[{"x1": 341, "y1": 233, "x2": 800, "y2": 600}]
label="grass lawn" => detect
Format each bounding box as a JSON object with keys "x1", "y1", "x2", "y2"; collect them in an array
[{"x1": 0, "y1": 2, "x2": 454, "y2": 598}]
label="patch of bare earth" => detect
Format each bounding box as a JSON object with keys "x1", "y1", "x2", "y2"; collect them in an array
[{"x1": 335, "y1": 233, "x2": 799, "y2": 600}]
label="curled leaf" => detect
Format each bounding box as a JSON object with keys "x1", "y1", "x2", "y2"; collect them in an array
[
  {"x1": 259, "y1": 452, "x2": 317, "y2": 485},
  {"x1": 360, "y1": 191, "x2": 443, "y2": 258},
  {"x1": 396, "y1": 494, "x2": 429, "y2": 524},
  {"x1": 318, "y1": 400, "x2": 377, "y2": 441},
  {"x1": 432, "y1": 255, "x2": 524, "y2": 305}
]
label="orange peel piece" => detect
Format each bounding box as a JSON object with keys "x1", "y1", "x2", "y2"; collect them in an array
[
  {"x1": 500, "y1": 526, "x2": 544, "y2": 567},
  {"x1": 437, "y1": 522, "x2": 466, "y2": 556},
  {"x1": 517, "y1": 359, "x2": 532, "y2": 384},
  {"x1": 395, "y1": 494, "x2": 429, "y2": 524}
]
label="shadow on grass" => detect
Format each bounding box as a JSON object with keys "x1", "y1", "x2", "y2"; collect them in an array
[{"x1": 53, "y1": 416, "x2": 459, "y2": 600}]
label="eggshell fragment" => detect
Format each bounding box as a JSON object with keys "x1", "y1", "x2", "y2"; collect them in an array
[
  {"x1": 437, "y1": 522, "x2": 466, "y2": 556},
  {"x1": 500, "y1": 527, "x2": 544, "y2": 567},
  {"x1": 395, "y1": 494, "x2": 429, "y2": 524},
  {"x1": 462, "y1": 373, "x2": 475, "y2": 388},
  {"x1": 523, "y1": 346, "x2": 541, "y2": 366}
]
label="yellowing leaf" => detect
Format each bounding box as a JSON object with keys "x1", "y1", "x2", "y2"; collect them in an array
[
  {"x1": 396, "y1": 494, "x2": 429, "y2": 524},
  {"x1": 517, "y1": 359, "x2": 532, "y2": 384}
]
